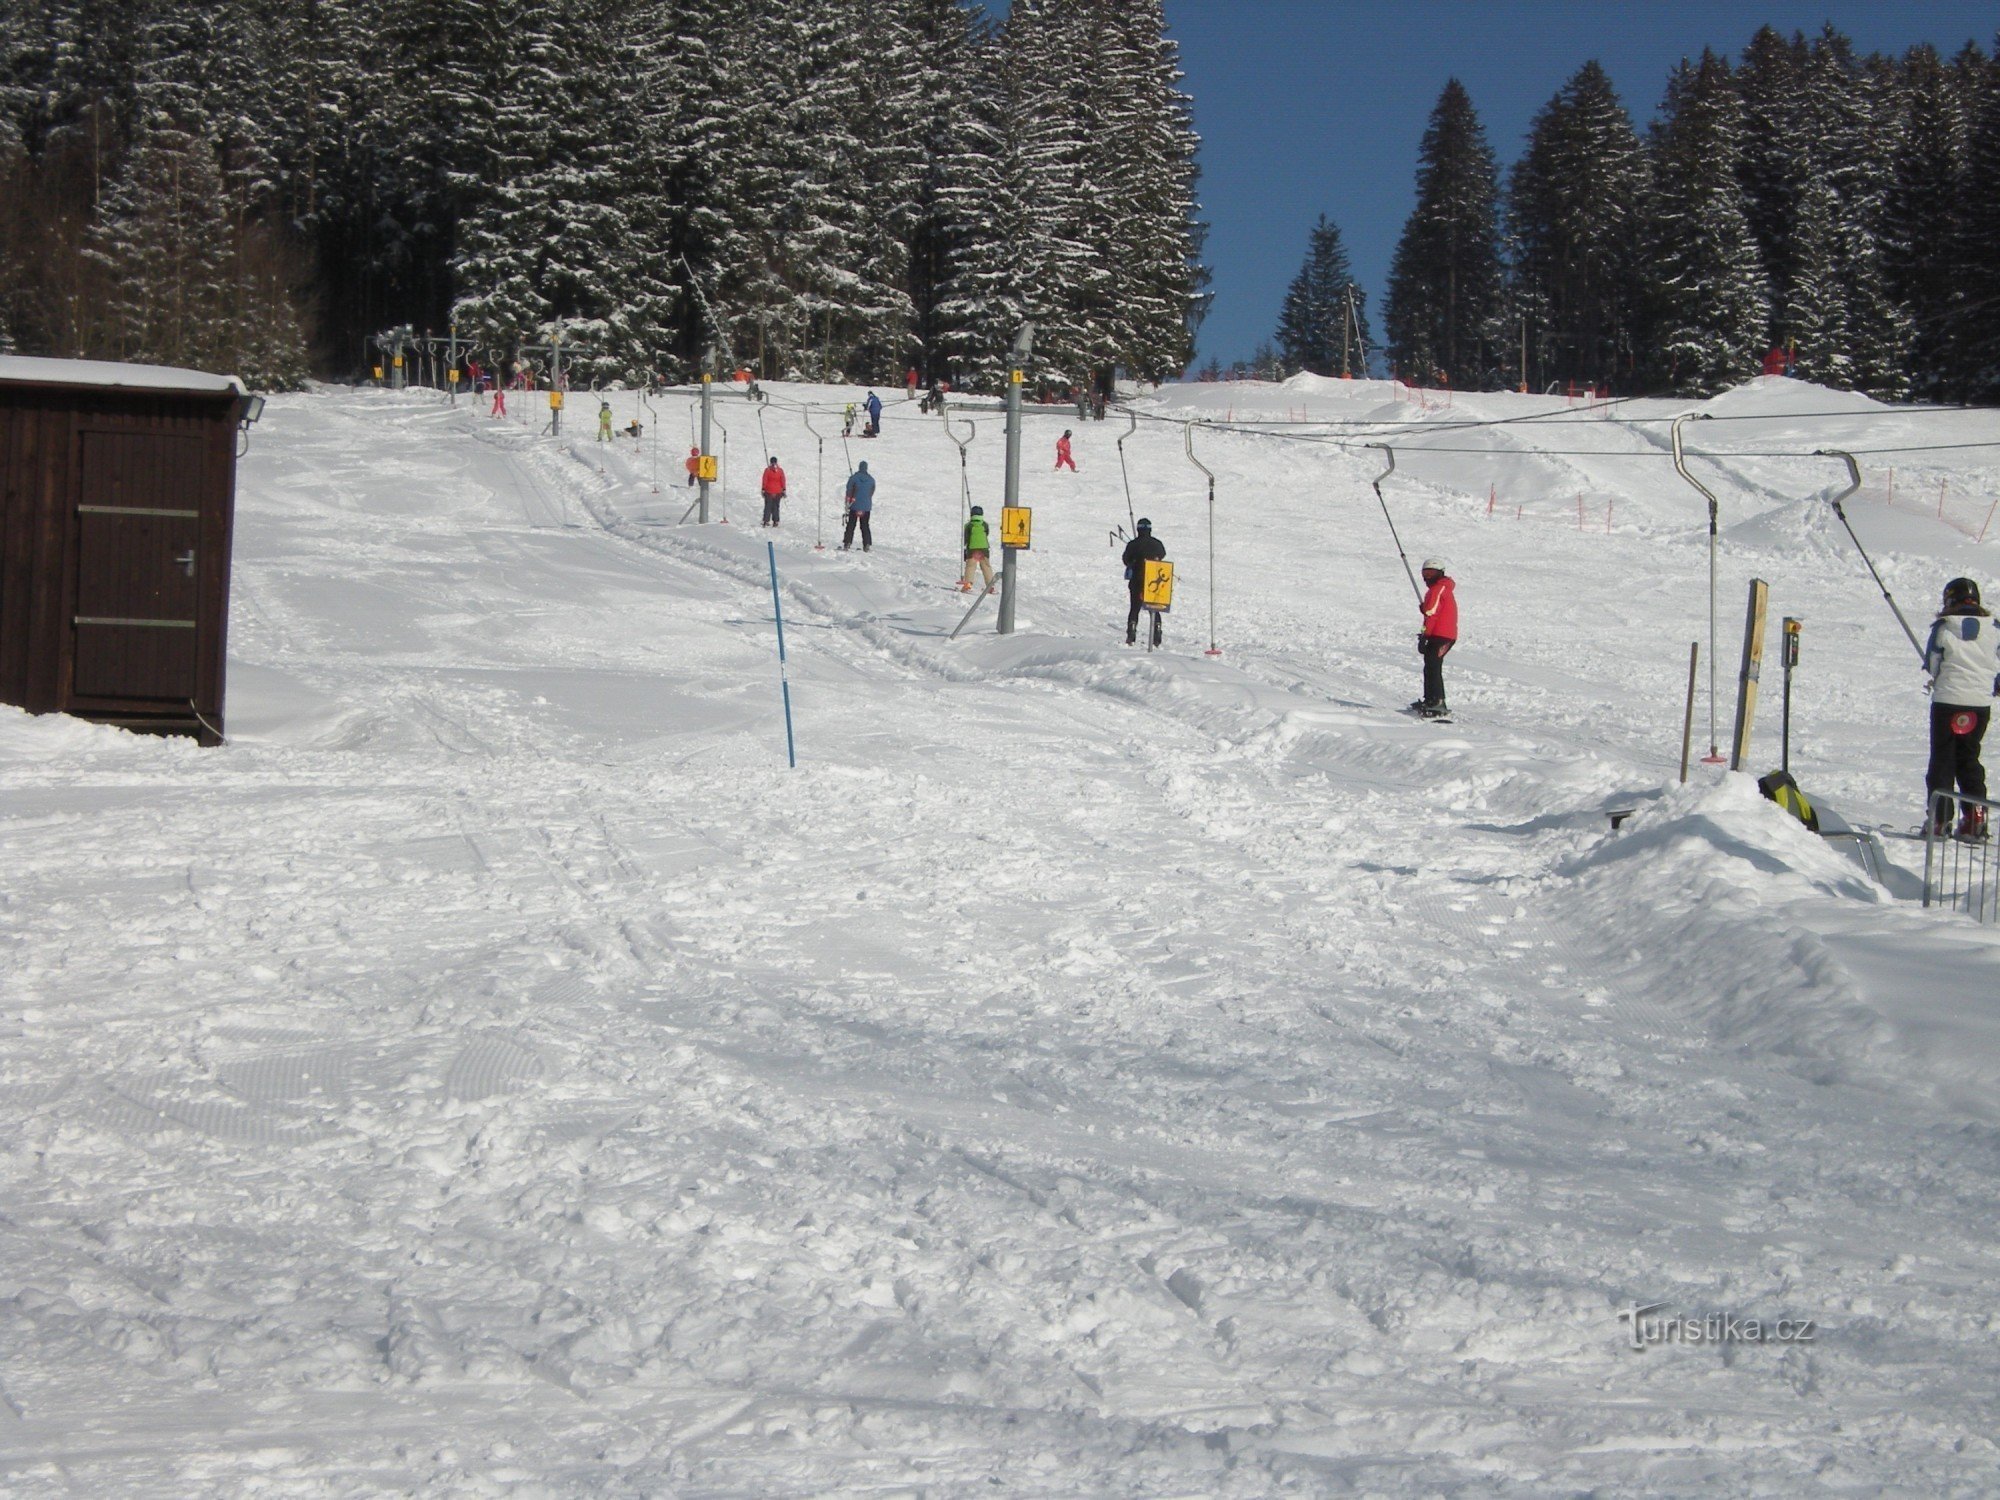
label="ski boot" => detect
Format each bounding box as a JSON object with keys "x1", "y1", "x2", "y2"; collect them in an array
[{"x1": 1957, "y1": 806, "x2": 1990, "y2": 842}]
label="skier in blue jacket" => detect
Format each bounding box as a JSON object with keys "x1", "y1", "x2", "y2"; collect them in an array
[
  {"x1": 842, "y1": 461, "x2": 876, "y2": 551},
  {"x1": 863, "y1": 390, "x2": 883, "y2": 438}
]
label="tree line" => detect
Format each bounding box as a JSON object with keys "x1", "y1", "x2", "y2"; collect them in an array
[
  {"x1": 1273, "y1": 25, "x2": 2000, "y2": 403},
  {"x1": 0, "y1": 0, "x2": 1207, "y2": 392}
]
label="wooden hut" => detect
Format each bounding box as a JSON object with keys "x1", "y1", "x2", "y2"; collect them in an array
[{"x1": 0, "y1": 356, "x2": 256, "y2": 745}]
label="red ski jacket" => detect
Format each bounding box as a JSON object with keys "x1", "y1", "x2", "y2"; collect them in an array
[
  {"x1": 1420, "y1": 576, "x2": 1457, "y2": 641},
  {"x1": 760, "y1": 464, "x2": 786, "y2": 498}
]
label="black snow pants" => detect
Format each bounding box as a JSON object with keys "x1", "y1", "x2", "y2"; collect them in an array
[
  {"x1": 1420, "y1": 635, "x2": 1454, "y2": 706},
  {"x1": 1927, "y1": 702, "x2": 1990, "y2": 812}
]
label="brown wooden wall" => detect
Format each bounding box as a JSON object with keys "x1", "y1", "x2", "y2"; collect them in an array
[{"x1": 0, "y1": 381, "x2": 240, "y2": 744}]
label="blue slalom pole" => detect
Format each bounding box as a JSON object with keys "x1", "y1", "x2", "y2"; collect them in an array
[{"x1": 767, "y1": 541, "x2": 797, "y2": 767}]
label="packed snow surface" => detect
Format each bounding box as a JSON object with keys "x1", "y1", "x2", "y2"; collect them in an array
[{"x1": 3, "y1": 374, "x2": 1999, "y2": 1495}]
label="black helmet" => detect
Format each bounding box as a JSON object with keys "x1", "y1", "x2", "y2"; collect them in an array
[
  {"x1": 970, "y1": 505, "x2": 983, "y2": 516},
  {"x1": 1136, "y1": 517, "x2": 1152, "y2": 530},
  {"x1": 1943, "y1": 577, "x2": 1981, "y2": 611}
]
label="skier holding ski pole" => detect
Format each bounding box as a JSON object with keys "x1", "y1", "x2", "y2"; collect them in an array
[
  {"x1": 1122, "y1": 518, "x2": 1165, "y2": 646},
  {"x1": 1923, "y1": 576, "x2": 1999, "y2": 839},
  {"x1": 960, "y1": 506, "x2": 995, "y2": 594},
  {"x1": 1412, "y1": 558, "x2": 1457, "y2": 719}
]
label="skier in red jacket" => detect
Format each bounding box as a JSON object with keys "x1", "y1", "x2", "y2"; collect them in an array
[
  {"x1": 1412, "y1": 557, "x2": 1457, "y2": 717},
  {"x1": 759, "y1": 456, "x2": 786, "y2": 527},
  {"x1": 1055, "y1": 428, "x2": 1077, "y2": 471}
]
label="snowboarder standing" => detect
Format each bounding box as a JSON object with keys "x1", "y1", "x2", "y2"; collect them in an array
[
  {"x1": 863, "y1": 390, "x2": 883, "y2": 438},
  {"x1": 842, "y1": 461, "x2": 875, "y2": 551},
  {"x1": 1055, "y1": 428, "x2": 1077, "y2": 471},
  {"x1": 1122, "y1": 517, "x2": 1166, "y2": 646},
  {"x1": 760, "y1": 456, "x2": 786, "y2": 528},
  {"x1": 960, "y1": 505, "x2": 995, "y2": 594},
  {"x1": 1923, "y1": 576, "x2": 1999, "y2": 838},
  {"x1": 1413, "y1": 558, "x2": 1457, "y2": 717}
]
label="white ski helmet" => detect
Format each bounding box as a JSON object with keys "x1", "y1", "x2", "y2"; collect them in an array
[{"x1": 1421, "y1": 556, "x2": 1448, "y2": 573}]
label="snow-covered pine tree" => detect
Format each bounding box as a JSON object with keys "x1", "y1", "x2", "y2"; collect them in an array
[
  {"x1": 1785, "y1": 172, "x2": 1848, "y2": 388},
  {"x1": 1383, "y1": 78, "x2": 1505, "y2": 389},
  {"x1": 899, "y1": 0, "x2": 986, "y2": 382},
  {"x1": 1881, "y1": 44, "x2": 1972, "y2": 399},
  {"x1": 1954, "y1": 37, "x2": 2000, "y2": 399},
  {"x1": 448, "y1": 0, "x2": 672, "y2": 383},
  {"x1": 1276, "y1": 215, "x2": 1368, "y2": 377},
  {"x1": 1507, "y1": 61, "x2": 1649, "y2": 392},
  {"x1": 1089, "y1": 0, "x2": 1204, "y2": 385},
  {"x1": 1732, "y1": 26, "x2": 1810, "y2": 341},
  {"x1": 83, "y1": 121, "x2": 236, "y2": 370},
  {"x1": 1797, "y1": 26, "x2": 1910, "y2": 399},
  {"x1": 1643, "y1": 50, "x2": 1769, "y2": 396},
  {"x1": 933, "y1": 27, "x2": 1035, "y2": 391}
]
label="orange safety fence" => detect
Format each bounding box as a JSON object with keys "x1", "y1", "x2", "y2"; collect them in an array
[
  {"x1": 1859, "y1": 468, "x2": 2000, "y2": 544},
  {"x1": 1482, "y1": 484, "x2": 1615, "y2": 533}
]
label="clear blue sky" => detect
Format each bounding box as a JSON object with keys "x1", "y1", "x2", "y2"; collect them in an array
[
  {"x1": 1166, "y1": 1, "x2": 1995, "y2": 370},
  {"x1": 978, "y1": 2, "x2": 1998, "y2": 372}
]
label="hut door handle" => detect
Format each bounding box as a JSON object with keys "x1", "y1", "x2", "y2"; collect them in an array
[{"x1": 175, "y1": 549, "x2": 196, "y2": 577}]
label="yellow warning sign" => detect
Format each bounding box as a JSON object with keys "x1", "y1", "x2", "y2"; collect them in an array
[
  {"x1": 1000, "y1": 505, "x2": 1032, "y2": 550},
  {"x1": 448, "y1": 369, "x2": 461, "y2": 385},
  {"x1": 371, "y1": 366, "x2": 384, "y2": 381},
  {"x1": 697, "y1": 454, "x2": 719, "y2": 482},
  {"x1": 549, "y1": 390, "x2": 565, "y2": 410},
  {"x1": 392, "y1": 355, "x2": 403, "y2": 368},
  {"x1": 1142, "y1": 559, "x2": 1174, "y2": 612}
]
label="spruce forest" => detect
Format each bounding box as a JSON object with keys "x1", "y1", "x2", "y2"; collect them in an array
[
  {"x1": 0, "y1": 0, "x2": 1205, "y2": 393},
  {"x1": 1282, "y1": 25, "x2": 2000, "y2": 404}
]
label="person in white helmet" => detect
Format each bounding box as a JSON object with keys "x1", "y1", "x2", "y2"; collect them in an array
[
  {"x1": 1924, "y1": 575, "x2": 1999, "y2": 838},
  {"x1": 1411, "y1": 557, "x2": 1457, "y2": 717}
]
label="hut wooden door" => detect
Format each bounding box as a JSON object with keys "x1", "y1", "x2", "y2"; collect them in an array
[{"x1": 71, "y1": 431, "x2": 206, "y2": 706}]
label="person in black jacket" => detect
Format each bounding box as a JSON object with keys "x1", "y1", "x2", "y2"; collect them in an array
[{"x1": 1121, "y1": 518, "x2": 1166, "y2": 645}]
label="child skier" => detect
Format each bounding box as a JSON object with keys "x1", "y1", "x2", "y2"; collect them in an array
[
  {"x1": 1412, "y1": 558, "x2": 1457, "y2": 718},
  {"x1": 1121, "y1": 518, "x2": 1166, "y2": 646},
  {"x1": 960, "y1": 505, "x2": 995, "y2": 594},
  {"x1": 597, "y1": 401, "x2": 613, "y2": 441},
  {"x1": 842, "y1": 402, "x2": 857, "y2": 438},
  {"x1": 490, "y1": 383, "x2": 506, "y2": 418},
  {"x1": 685, "y1": 446, "x2": 701, "y2": 487},
  {"x1": 760, "y1": 456, "x2": 786, "y2": 527},
  {"x1": 1923, "y1": 576, "x2": 1999, "y2": 838},
  {"x1": 1055, "y1": 429, "x2": 1077, "y2": 471}
]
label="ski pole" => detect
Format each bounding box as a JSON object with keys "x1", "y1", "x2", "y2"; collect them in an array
[
  {"x1": 1365, "y1": 444, "x2": 1423, "y2": 601},
  {"x1": 1816, "y1": 448, "x2": 1925, "y2": 662},
  {"x1": 1116, "y1": 408, "x2": 1139, "y2": 535},
  {"x1": 1185, "y1": 421, "x2": 1221, "y2": 656},
  {"x1": 801, "y1": 406, "x2": 826, "y2": 550},
  {"x1": 767, "y1": 541, "x2": 797, "y2": 767},
  {"x1": 1670, "y1": 414, "x2": 1725, "y2": 761}
]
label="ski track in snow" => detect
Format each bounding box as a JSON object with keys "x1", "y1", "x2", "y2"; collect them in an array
[{"x1": 2, "y1": 378, "x2": 1998, "y2": 1495}]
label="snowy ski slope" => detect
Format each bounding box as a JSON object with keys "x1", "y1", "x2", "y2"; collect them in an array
[{"x1": 2, "y1": 373, "x2": 1998, "y2": 1494}]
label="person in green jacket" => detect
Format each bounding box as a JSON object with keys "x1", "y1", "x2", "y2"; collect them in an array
[{"x1": 959, "y1": 505, "x2": 995, "y2": 594}]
